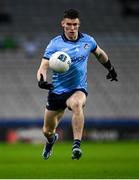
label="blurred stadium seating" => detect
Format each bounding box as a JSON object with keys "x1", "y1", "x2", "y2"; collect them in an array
[
  {"x1": 0, "y1": 0, "x2": 139, "y2": 141},
  {"x1": 1, "y1": 0, "x2": 139, "y2": 35}
]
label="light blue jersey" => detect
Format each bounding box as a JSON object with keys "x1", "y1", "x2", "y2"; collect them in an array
[{"x1": 43, "y1": 33, "x2": 97, "y2": 94}]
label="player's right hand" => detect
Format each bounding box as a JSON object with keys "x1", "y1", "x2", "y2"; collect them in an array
[{"x1": 38, "y1": 74, "x2": 54, "y2": 90}]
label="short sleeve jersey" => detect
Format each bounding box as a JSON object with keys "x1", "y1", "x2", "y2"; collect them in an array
[{"x1": 43, "y1": 33, "x2": 97, "y2": 94}]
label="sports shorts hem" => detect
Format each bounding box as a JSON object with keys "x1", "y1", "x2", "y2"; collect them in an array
[{"x1": 46, "y1": 88, "x2": 88, "y2": 111}]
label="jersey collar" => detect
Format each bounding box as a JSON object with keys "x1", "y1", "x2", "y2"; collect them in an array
[{"x1": 62, "y1": 32, "x2": 84, "y2": 42}]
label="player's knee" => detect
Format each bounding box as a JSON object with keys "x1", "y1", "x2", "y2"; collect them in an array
[{"x1": 70, "y1": 100, "x2": 83, "y2": 112}]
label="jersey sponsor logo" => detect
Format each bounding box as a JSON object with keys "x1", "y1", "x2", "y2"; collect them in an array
[{"x1": 71, "y1": 55, "x2": 86, "y2": 63}]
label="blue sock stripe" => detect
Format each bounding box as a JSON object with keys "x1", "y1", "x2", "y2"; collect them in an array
[
  {"x1": 74, "y1": 139, "x2": 81, "y2": 143},
  {"x1": 73, "y1": 139, "x2": 81, "y2": 148}
]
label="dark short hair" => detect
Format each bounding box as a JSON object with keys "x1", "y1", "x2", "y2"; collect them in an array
[{"x1": 64, "y1": 9, "x2": 80, "y2": 19}]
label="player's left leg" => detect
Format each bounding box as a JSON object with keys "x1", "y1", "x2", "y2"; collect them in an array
[{"x1": 66, "y1": 91, "x2": 87, "y2": 159}]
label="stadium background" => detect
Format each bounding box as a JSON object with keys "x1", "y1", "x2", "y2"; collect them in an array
[
  {"x1": 0, "y1": 0, "x2": 139, "y2": 178},
  {"x1": 0, "y1": 0, "x2": 139, "y2": 142}
]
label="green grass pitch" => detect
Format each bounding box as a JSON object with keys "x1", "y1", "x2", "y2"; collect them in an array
[{"x1": 0, "y1": 141, "x2": 139, "y2": 179}]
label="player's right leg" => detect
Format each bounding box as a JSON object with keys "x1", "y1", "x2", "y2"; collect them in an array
[{"x1": 42, "y1": 109, "x2": 64, "y2": 160}]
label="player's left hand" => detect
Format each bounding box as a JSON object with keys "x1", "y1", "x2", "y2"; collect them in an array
[
  {"x1": 106, "y1": 67, "x2": 118, "y2": 81},
  {"x1": 38, "y1": 74, "x2": 54, "y2": 90}
]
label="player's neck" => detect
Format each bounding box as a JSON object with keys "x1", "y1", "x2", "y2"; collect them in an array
[
  {"x1": 63, "y1": 32, "x2": 82, "y2": 42},
  {"x1": 65, "y1": 33, "x2": 78, "y2": 41},
  {"x1": 62, "y1": 32, "x2": 83, "y2": 42}
]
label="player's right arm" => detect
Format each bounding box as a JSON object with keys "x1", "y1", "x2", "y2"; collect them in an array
[
  {"x1": 37, "y1": 58, "x2": 54, "y2": 90},
  {"x1": 37, "y1": 58, "x2": 49, "y2": 81}
]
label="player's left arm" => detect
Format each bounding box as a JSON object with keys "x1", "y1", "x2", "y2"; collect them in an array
[{"x1": 93, "y1": 45, "x2": 118, "y2": 81}]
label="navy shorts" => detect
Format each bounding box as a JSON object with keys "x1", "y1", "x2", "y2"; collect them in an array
[{"x1": 46, "y1": 89, "x2": 88, "y2": 111}]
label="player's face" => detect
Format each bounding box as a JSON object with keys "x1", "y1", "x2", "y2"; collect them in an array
[{"x1": 61, "y1": 18, "x2": 80, "y2": 40}]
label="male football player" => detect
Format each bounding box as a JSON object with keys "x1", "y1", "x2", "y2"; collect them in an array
[{"x1": 37, "y1": 9, "x2": 118, "y2": 160}]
